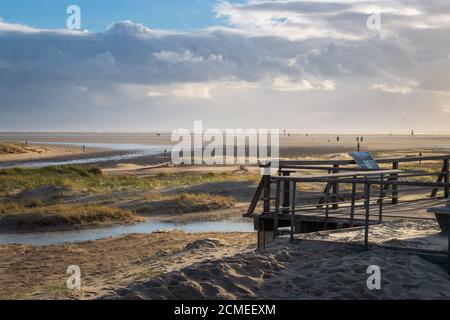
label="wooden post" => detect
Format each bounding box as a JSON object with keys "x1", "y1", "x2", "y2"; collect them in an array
[
  {"x1": 282, "y1": 171, "x2": 291, "y2": 214},
  {"x1": 350, "y1": 177, "x2": 356, "y2": 228},
  {"x1": 364, "y1": 182, "x2": 371, "y2": 250},
  {"x1": 274, "y1": 180, "x2": 281, "y2": 239},
  {"x1": 431, "y1": 159, "x2": 448, "y2": 198},
  {"x1": 332, "y1": 164, "x2": 340, "y2": 209},
  {"x1": 261, "y1": 218, "x2": 266, "y2": 249},
  {"x1": 392, "y1": 162, "x2": 399, "y2": 204},
  {"x1": 378, "y1": 174, "x2": 384, "y2": 224},
  {"x1": 325, "y1": 183, "x2": 330, "y2": 230},
  {"x1": 245, "y1": 176, "x2": 265, "y2": 217},
  {"x1": 444, "y1": 159, "x2": 449, "y2": 198},
  {"x1": 448, "y1": 212, "x2": 450, "y2": 275},
  {"x1": 290, "y1": 181, "x2": 296, "y2": 243},
  {"x1": 263, "y1": 174, "x2": 271, "y2": 214}
]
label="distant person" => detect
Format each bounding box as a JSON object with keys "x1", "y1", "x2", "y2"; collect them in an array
[
  {"x1": 357, "y1": 137, "x2": 360, "y2": 143},
  {"x1": 411, "y1": 129, "x2": 414, "y2": 136},
  {"x1": 82, "y1": 145, "x2": 86, "y2": 153},
  {"x1": 360, "y1": 136, "x2": 364, "y2": 142},
  {"x1": 337, "y1": 136, "x2": 340, "y2": 143},
  {"x1": 164, "y1": 149, "x2": 167, "y2": 158},
  {"x1": 419, "y1": 152, "x2": 422, "y2": 164}
]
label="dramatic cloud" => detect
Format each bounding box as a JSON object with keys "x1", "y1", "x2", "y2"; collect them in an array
[{"x1": 1, "y1": 1, "x2": 450, "y2": 131}]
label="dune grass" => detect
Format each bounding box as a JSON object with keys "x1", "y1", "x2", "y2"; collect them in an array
[
  {"x1": 172, "y1": 193, "x2": 236, "y2": 213},
  {"x1": 0, "y1": 142, "x2": 45, "y2": 155},
  {"x1": 0, "y1": 202, "x2": 138, "y2": 230},
  {"x1": 138, "y1": 192, "x2": 237, "y2": 215},
  {"x1": 0, "y1": 165, "x2": 260, "y2": 197}
]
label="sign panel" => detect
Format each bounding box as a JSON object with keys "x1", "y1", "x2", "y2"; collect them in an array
[{"x1": 349, "y1": 152, "x2": 380, "y2": 170}]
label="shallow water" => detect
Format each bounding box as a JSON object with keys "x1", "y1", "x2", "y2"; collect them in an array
[
  {"x1": 0, "y1": 219, "x2": 254, "y2": 246},
  {"x1": 0, "y1": 142, "x2": 171, "y2": 169}
]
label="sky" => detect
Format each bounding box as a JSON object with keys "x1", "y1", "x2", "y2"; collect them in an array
[{"x1": 1, "y1": 0, "x2": 450, "y2": 132}]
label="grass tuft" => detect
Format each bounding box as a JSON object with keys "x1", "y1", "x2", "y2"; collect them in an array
[{"x1": 0, "y1": 203, "x2": 138, "y2": 229}]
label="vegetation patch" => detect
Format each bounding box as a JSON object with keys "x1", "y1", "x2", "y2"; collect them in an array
[
  {"x1": 0, "y1": 203, "x2": 139, "y2": 230},
  {"x1": 0, "y1": 165, "x2": 259, "y2": 196},
  {"x1": 172, "y1": 193, "x2": 236, "y2": 213},
  {"x1": 140, "y1": 267, "x2": 162, "y2": 280},
  {"x1": 0, "y1": 142, "x2": 47, "y2": 155}
]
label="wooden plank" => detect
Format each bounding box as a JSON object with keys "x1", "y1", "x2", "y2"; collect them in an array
[
  {"x1": 350, "y1": 177, "x2": 356, "y2": 227},
  {"x1": 324, "y1": 184, "x2": 330, "y2": 229},
  {"x1": 244, "y1": 176, "x2": 265, "y2": 217},
  {"x1": 279, "y1": 155, "x2": 450, "y2": 167},
  {"x1": 392, "y1": 162, "x2": 399, "y2": 204},
  {"x1": 445, "y1": 159, "x2": 449, "y2": 198},
  {"x1": 378, "y1": 174, "x2": 384, "y2": 223},
  {"x1": 274, "y1": 180, "x2": 281, "y2": 239},
  {"x1": 290, "y1": 181, "x2": 296, "y2": 243},
  {"x1": 282, "y1": 171, "x2": 291, "y2": 214},
  {"x1": 364, "y1": 183, "x2": 371, "y2": 251},
  {"x1": 263, "y1": 175, "x2": 271, "y2": 214},
  {"x1": 431, "y1": 161, "x2": 446, "y2": 197},
  {"x1": 332, "y1": 164, "x2": 340, "y2": 209},
  {"x1": 272, "y1": 169, "x2": 401, "y2": 180}
]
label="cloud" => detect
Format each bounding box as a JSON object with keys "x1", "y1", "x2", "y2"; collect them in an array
[
  {"x1": 371, "y1": 81, "x2": 418, "y2": 94},
  {"x1": 148, "y1": 83, "x2": 214, "y2": 99},
  {"x1": 1, "y1": 1, "x2": 450, "y2": 130},
  {"x1": 147, "y1": 77, "x2": 335, "y2": 99}
]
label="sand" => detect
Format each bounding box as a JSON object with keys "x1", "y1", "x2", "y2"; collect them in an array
[
  {"x1": 103, "y1": 220, "x2": 450, "y2": 300},
  {"x1": 0, "y1": 232, "x2": 255, "y2": 299},
  {"x1": 1, "y1": 133, "x2": 449, "y2": 167},
  {"x1": 1, "y1": 133, "x2": 450, "y2": 300},
  {"x1": 0, "y1": 143, "x2": 102, "y2": 163},
  {"x1": 3, "y1": 221, "x2": 449, "y2": 300}
]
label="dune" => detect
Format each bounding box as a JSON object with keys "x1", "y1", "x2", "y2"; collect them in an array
[{"x1": 106, "y1": 220, "x2": 450, "y2": 300}]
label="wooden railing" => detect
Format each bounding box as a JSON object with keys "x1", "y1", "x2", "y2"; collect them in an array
[{"x1": 246, "y1": 155, "x2": 450, "y2": 217}]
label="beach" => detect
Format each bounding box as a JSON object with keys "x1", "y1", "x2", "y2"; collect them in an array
[
  {"x1": 1, "y1": 221, "x2": 449, "y2": 300},
  {"x1": 1, "y1": 132, "x2": 449, "y2": 167},
  {"x1": 0, "y1": 133, "x2": 449, "y2": 300},
  {"x1": 104, "y1": 221, "x2": 450, "y2": 300}
]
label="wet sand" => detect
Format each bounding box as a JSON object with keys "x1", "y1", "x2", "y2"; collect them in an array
[{"x1": 1, "y1": 133, "x2": 449, "y2": 167}]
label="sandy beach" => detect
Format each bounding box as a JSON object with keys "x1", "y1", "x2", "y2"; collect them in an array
[
  {"x1": 1, "y1": 133, "x2": 449, "y2": 167},
  {"x1": 1, "y1": 220, "x2": 448, "y2": 300},
  {"x1": 103, "y1": 220, "x2": 450, "y2": 300},
  {"x1": 0, "y1": 231, "x2": 255, "y2": 299},
  {"x1": 4, "y1": 0, "x2": 450, "y2": 307},
  {"x1": 0, "y1": 133, "x2": 449, "y2": 300},
  {"x1": 0, "y1": 142, "x2": 102, "y2": 163}
]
